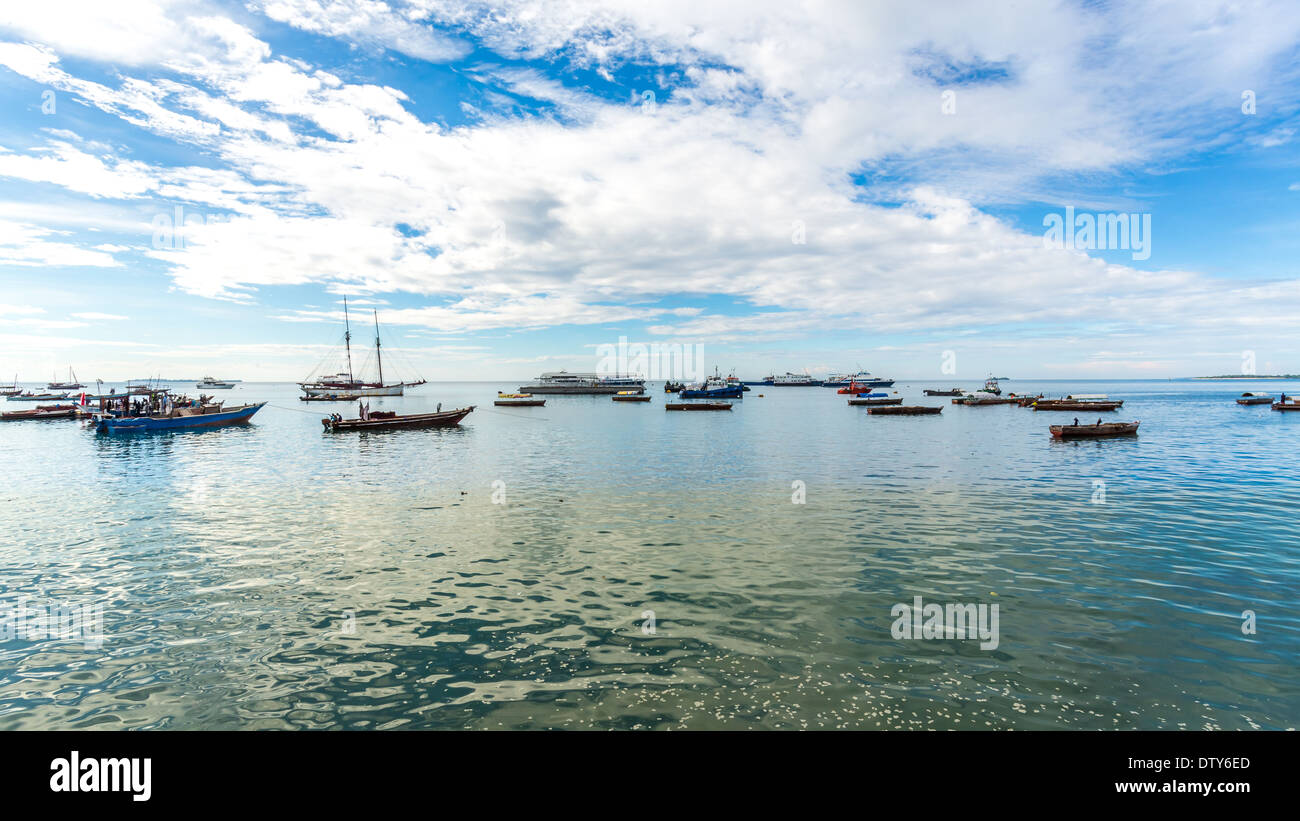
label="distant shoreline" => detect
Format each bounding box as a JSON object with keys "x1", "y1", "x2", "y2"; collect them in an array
[{"x1": 1192, "y1": 375, "x2": 1299, "y2": 380}]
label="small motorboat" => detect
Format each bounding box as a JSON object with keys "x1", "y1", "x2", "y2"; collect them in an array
[
  {"x1": 847, "y1": 396, "x2": 904, "y2": 406},
  {"x1": 664, "y1": 381, "x2": 685, "y2": 393},
  {"x1": 1032, "y1": 401, "x2": 1123, "y2": 411},
  {"x1": 923, "y1": 388, "x2": 963, "y2": 396},
  {"x1": 95, "y1": 401, "x2": 266, "y2": 433},
  {"x1": 1050, "y1": 421, "x2": 1140, "y2": 438},
  {"x1": 612, "y1": 391, "x2": 651, "y2": 402},
  {"x1": 196, "y1": 376, "x2": 236, "y2": 389},
  {"x1": 665, "y1": 402, "x2": 732, "y2": 411},
  {"x1": 323, "y1": 406, "x2": 475, "y2": 430},
  {"x1": 1237, "y1": 392, "x2": 1273, "y2": 405},
  {"x1": 1, "y1": 404, "x2": 78, "y2": 420},
  {"x1": 495, "y1": 392, "x2": 545, "y2": 407},
  {"x1": 867, "y1": 405, "x2": 943, "y2": 415}
]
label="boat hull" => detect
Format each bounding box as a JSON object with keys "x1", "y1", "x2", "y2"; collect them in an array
[
  {"x1": 8, "y1": 393, "x2": 69, "y2": 402},
  {"x1": 665, "y1": 402, "x2": 732, "y2": 411},
  {"x1": 96, "y1": 402, "x2": 266, "y2": 433},
  {"x1": 301, "y1": 383, "x2": 413, "y2": 397},
  {"x1": 1050, "y1": 421, "x2": 1140, "y2": 438},
  {"x1": 1, "y1": 404, "x2": 78, "y2": 420},
  {"x1": 612, "y1": 395, "x2": 652, "y2": 402},
  {"x1": 679, "y1": 386, "x2": 743, "y2": 399},
  {"x1": 1272, "y1": 403, "x2": 1300, "y2": 411},
  {"x1": 518, "y1": 385, "x2": 643, "y2": 394},
  {"x1": 1033, "y1": 402, "x2": 1123, "y2": 411},
  {"x1": 1236, "y1": 397, "x2": 1272, "y2": 405},
  {"x1": 494, "y1": 400, "x2": 545, "y2": 407},
  {"x1": 923, "y1": 389, "x2": 963, "y2": 396},
  {"x1": 323, "y1": 406, "x2": 475, "y2": 431},
  {"x1": 847, "y1": 397, "x2": 904, "y2": 406},
  {"x1": 867, "y1": 406, "x2": 943, "y2": 415}
]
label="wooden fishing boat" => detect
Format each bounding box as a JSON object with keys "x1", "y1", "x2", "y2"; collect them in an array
[
  {"x1": 495, "y1": 392, "x2": 545, "y2": 407},
  {"x1": 1272, "y1": 401, "x2": 1300, "y2": 411},
  {"x1": 956, "y1": 396, "x2": 1018, "y2": 405},
  {"x1": 96, "y1": 402, "x2": 266, "y2": 433},
  {"x1": 1050, "y1": 421, "x2": 1140, "y2": 438},
  {"x1": 300, "y1": 393, "x2": 362, "y2": 402},
  {"x1": 847, "y1": 397, "x2": 904, "y2": 406},
  {"x1": 1237, "y1": 393, "x2": 1273, "y2": 405},
  {"x1": 612, "y1": 393, "x2": 651, "y2": 402},
  {"x1": 1032, "y1": 401, "x2": 1123, "y2": 411},
  {"x1": 7, "y1": 391, "x2": 69, "y2": 402},
  {"x1": 867, "y1": 405, "x2": 943, "y2": 415},
  {"x1": 923, "y1": 388, "x2": 963, "y2": 396},
  {"x1": 1, "y1": 404, "x2": 78, "y2": 420},
  {"x1": 322, "y1": 405, "x2": 475, "y2": 431},
  {"x1": 665, "y1": 402, "x2": 731, "y2": 411},
  {"x1": 1014, "y1": 394, "x2": 1045, "y2": 406}
]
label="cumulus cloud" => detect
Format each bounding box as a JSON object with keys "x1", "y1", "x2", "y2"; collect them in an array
[{"x1": 0, "y1": 0, "x2": 1298, "y2": 374}]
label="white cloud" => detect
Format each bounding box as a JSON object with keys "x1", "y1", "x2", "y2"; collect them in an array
[{"x1": 1, "y1": 1, "x2": 1299, "y2": 374}]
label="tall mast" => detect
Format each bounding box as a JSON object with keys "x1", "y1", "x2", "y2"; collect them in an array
[
  {"x1": 374, "y1": 310, "x2": 384, "y2": 386},
  {"x1": 343, "y1": 295, "x2": 354, "y2": 384}
]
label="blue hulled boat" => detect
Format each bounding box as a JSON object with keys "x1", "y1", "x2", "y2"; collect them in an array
[
  {"x1": 679, "y1": 384, "x2": 743, "y2": 399},
  {"x1": 679, "y1": 370, "x2": 744, "y2": 399},
  {"x1": 95, "y1": 401, "x2": 266, "y2": 433}
]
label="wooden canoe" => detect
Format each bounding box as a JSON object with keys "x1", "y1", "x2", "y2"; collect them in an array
[
  {"x1": 923, "y1": 389, "x2": 963, "y2": 396},
  {"x1": 323, "y1": 406, "x2": 475, "y2": 431},
  {"x1": 1032, "y1": 401, "x2": 1123, "y2": 411},
  {"x1": 1, "y1": 404, "x2": 78, "y2": 420},
  {"x1": 612, "y1": 395, "x2": 652, "y2": 402},
  {"x1": 494, "y1": 399, "x2": 546, "y2": 406},
  {"x1": 867, "y1": 405, "x2": 943, "y2": 415},
  {"x1": 847, "y1": 397, "x2": 904, "y2": 406},
  {"x1": 665, "y1": 402, "x2": 731, "y2": 411},
  {"x1": 1050, "y1": 421, "x2": 1140, "y2": 438},
  {"x1": 847, "y1": 394, "x2": 899, "y2": 405},
  {"x1": 957, "y1": 397, "x2": 1019, "y2": 405}
]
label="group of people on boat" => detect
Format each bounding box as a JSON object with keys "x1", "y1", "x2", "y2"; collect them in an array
[{"x1": 1073, "y1": 418, "x2": 1105, "y2": 426}]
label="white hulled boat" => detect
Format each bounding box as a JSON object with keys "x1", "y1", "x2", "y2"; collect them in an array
[{"x1": 299, "y1": 297, "x2": 426, "y2": 397}]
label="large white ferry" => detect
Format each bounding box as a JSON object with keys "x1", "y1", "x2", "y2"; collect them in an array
[
  {"x1": 822, "y1": 371, "x2": 895, "y2": 388},
  {"x1": 518, "y1": 371, "x2": 646, "y2": 394}
]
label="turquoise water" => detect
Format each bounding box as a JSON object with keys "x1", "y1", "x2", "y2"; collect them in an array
[{"x1": 1, "y1": 379, "x2": 1297, "y2": 730}]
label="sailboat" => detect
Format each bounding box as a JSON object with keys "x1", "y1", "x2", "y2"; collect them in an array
[
  {"x1": 0, "y1": 375, "x2": 19, "y2": 397},
  {"x1": 298, "y1": 297, "x2": 426, "y2": 398},
  {"x1": 47, "y1": 367, "x2": 86, "y2": 390}
]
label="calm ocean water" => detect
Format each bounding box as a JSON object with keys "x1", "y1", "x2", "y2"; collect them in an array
[{"x1": 1, "y1": 379, "x2": 1297, "y2": 730}]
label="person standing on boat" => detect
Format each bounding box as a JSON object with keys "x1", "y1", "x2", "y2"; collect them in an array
[{"x1": 1074, "y1": 417, "x2": 1079, "y2": 426}]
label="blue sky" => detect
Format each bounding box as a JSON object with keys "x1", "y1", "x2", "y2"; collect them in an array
[{"x1": 1, "y1": 0, "x2": 1299, "y2": 382}]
